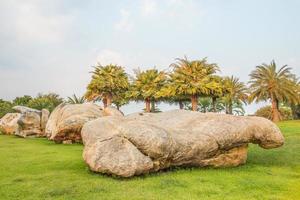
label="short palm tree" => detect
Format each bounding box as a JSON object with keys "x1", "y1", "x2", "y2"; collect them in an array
[
  {"x1": 128, "y1": 68, "x2": 167, "y2": 112},
  {"x1": 222, "y1": 76, "x2": 248, "y2": 115},
  {"x1": 85, "y1": 63, "x2": 129, "y2": 108},
  {"x1": 206, "y1": 75, "x2": 225, "y2": 112},
  {"x1": 168, "y1": 57, "x2": 219, "y2": 111},
  {"x1": 157, "y1": 77, "x2": 189, "y2": 110},
  {"x1": 67, "y1": 94, "x2": 86, "y2": 104},
  {"x1": 249, "y1": 60, "x2": 298, "y2": 122}
]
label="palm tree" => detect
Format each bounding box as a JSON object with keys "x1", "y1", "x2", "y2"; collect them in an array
[
  {"x1": 222, "y1": 76, "x2": 248, "y2": 115},
  {"x1": 157, "y1": 78, "x2": 189, "y2": 110},
  {"x1": 168, "y1": 57, "x2": 219, "y2": 111},
  {"x1": 112, "y1": 91, "x2": 129, "y2": 110},
  {"x1": 86, "y1": 63, "x2": 129, "y2": 108},
  {"x1": 128, "y1": 68, "x2": 167, "y2": 112},
  {"x1": 207, "y1": 75, "x2": 225, "y2": 112},
  {"x1": 249, "y1": 60, "x2": 298, "y2": 122},
  {"x1": 67, "y1": 94, "x2": 86, "y2": 104},
  {"x1": 280, "y1": 75, "x2": 300, "y2": 119}
]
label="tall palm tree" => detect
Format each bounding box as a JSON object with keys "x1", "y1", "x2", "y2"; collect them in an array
[
  {"x1": 128, "y1": 68, "x2": 167, "y2": 112},
  {"x1": 67, "y1": 94, "x2": 86, "y2": 104},
  {"x1": 169, "y1": 57, "x2": 219, "y2": 111},
  {"x1": 222, "y1": 76, "x2": 248, "y2": 115},
  {"x1": 85, "y1": 63, "x2": 129, "y2": 108},
  {"x1": 249, "y1": 60, "x2": 298, "y2": 122}
]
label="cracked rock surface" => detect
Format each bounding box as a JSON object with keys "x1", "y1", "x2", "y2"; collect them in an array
[{"x1": 82, "y1": 110, "x2": 284, "y2": 177}]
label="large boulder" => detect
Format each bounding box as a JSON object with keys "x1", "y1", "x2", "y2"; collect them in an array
[
  {"x1": 82, "y1": 110, "x2": 284, "y2": 177},
  {"x1": 46, "y1": 103, "x2": 123, "y2": 143},
  {"x1": 40, "y1": 109, "x2": 50, "y2": 135},
  {"x1": 13, "y1": 106, "x2": 41, "y2": 114},
  {"x1": 0, "y1": 113, "x2": 21, "y2": 135},
  {"x1": 15, "y1": 111, "x2": 42, "y2": 137},
  {"x1": 12, "y1": 106, "x2": 49, "y2": 138}
]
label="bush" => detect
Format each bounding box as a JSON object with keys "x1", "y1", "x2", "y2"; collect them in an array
[
  {"x1": 0, "y1": 100, "x2": 14, "y2": 118},
  {"x1": 255, "y1": 106, "x2": 293, "y2": 120}
]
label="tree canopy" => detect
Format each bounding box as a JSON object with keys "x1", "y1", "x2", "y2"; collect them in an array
[{"x1": 86, "y1": 63, "x2": 129, "y2": 108}]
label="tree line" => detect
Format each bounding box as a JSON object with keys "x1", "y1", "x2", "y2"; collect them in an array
[
  {"x1": 85, "y1": 57, "x2": 300, "y2": 122},
  {"x1": 1, "y1": 57, "x2": 299, "y2": 123}
]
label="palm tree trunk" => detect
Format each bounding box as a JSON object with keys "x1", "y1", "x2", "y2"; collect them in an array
[
  {"x1": 150, "y1": 101, "x2": 155, "y2": 112},
  {"x1": 212, "y1": 97, "x2": 217, "y2": 112},
  {"x1": 145, "y1": 98, "x2": 151, "y2": 112},
  {"x1": 106, "y1": 93, "x2": 112, "y2": 107},
  {"x1": 226, "y1": 101, "x2": 232, "y2": 115},
  {"x1": 179, "y1": 100, "x2": 184, "y2": 109},
  {"x1": 103, "y1": 98, "x2": 108, "y2": 108},
  {"x1": 271, "y1": 98, "x2": 280, "y2": 122},
  {"x1": 228, "y1": 102, "x2": 233, "y2": 115},
  {"x1": 191, "y1": 95, "x2": 198, "y2": 111}
]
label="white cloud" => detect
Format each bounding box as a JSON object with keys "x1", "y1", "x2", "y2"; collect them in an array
[
  {"x1": 114, "y1": 9, "x2": 134, "y2": 32},
  {"x1": 0, "y1": 1, "x2": 74, "y2": 44},
  {"x1": 141, "y1": 0, "x2": 157, "y2": 16}
]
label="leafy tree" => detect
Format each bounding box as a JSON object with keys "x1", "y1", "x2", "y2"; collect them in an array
[
  {"x1": 86, "y1": 63, "x2": 129, "y2": 108},
  {"x1": 0, "y1": 99, "x2": 14, "y2": 118},
  {"x1": 128, "y1": 68, "x2": 167, "y2": 112},
  {"x1": 169, "y1": 57, "x2": 219, "y2": 111},
  {"x1": 12, "y1": 95, "x2": 32, "y2": 106},
  {"x1": 222, "y1": 76, "x2": 248, "y2": 115},
  {"x1": 67, "y1": 94, "x2": 86, "y2": 104},
  {"x1": 249, "y1": 60, "x2": 298, "y2": 122},
  {"x1": 27, "y1": 93, "x2": 63, "y2": 112}
]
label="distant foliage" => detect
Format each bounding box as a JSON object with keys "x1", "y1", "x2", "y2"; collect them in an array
[
  {"x1": 183, "y1": 97, "x2": 245, "y2": 115},
  {"x1": 67, "y1": 94, "x2": 86, "y2": 104},
  {"x1": 27, "y1": 93, "x2": 63, "y2": 112},
  {"x1": 12, "y1": 95, "x2": 32, "y2": 106},
  {"x1": 291, "y1": 105, "x2": 300, "y2": 119},
  {"x1": 0, "y1": 99, "x2": 14, "y2": 118},
  {"x1": 255, "y1": 106, "x2": 293, "y2": 120}
]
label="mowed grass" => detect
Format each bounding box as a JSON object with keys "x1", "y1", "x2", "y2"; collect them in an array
[{"x1": 0, "y1": 121, "x2": 299, "y2": 200}]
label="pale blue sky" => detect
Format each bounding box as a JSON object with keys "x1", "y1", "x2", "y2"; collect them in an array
[{"x1": 0, "y1": 0, "x2": 299, "y2": 114}]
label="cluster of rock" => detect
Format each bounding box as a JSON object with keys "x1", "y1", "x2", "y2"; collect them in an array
[
  {"x1": 81, "y1": 110, "x2": 284, "y2": 177},
  {"x1": 0, "y1": 103, "x2": 123, "y2": 143},
  {"x1": 0, "y1": 106, "x2": 49, "y2": 137},
  {"x1": 0, "y1": 104, "x2": 285, "y2": 178}
]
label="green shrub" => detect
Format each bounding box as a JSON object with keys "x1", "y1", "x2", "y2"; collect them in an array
[
  {"x1": 255, "y1": 105, "x2": 293, "y2": 120},
  {"x1": 0, "y1": 99, "x2": 14, "y2": 118}
]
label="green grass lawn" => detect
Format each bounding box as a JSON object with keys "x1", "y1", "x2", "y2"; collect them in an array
[{"x1": 0, "y1": 121, "x2": 299, "y2": 200}]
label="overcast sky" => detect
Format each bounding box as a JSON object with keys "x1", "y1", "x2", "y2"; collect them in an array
[{"x1": 0, "y1": 0, "x2": 299, "y2": 114}]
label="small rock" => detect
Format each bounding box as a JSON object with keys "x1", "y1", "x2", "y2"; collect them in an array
[{"x1": 63, "y1": 140, "x2": 73, "y2": 144}]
